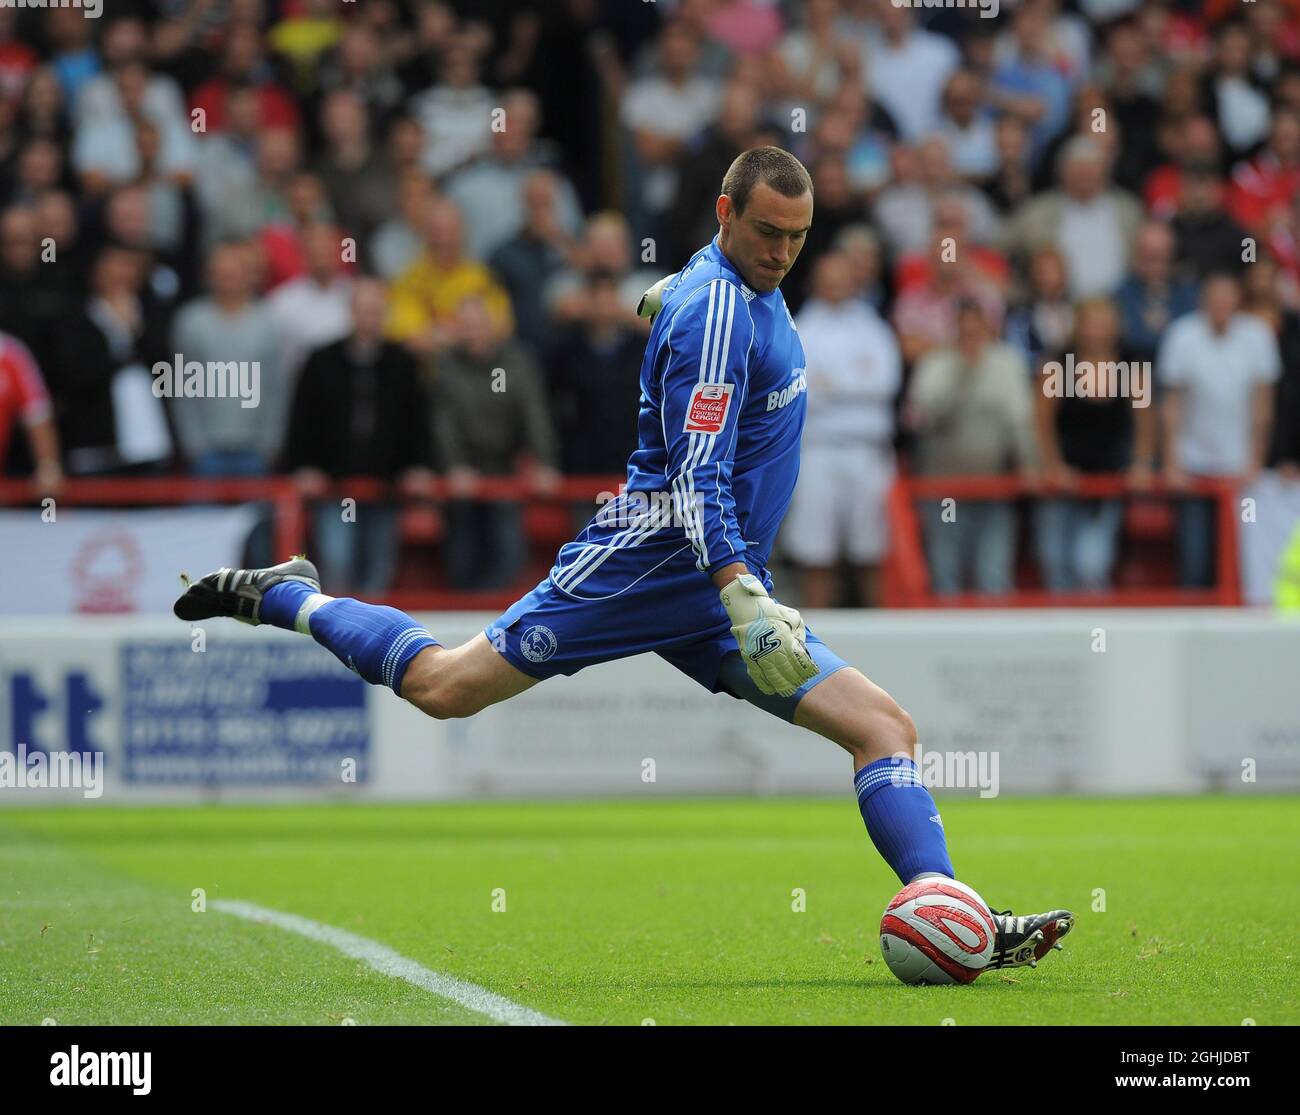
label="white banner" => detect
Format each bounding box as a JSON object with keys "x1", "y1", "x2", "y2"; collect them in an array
[{"x1": 0, "y1": 507, "x2": 256, "y2": 616}]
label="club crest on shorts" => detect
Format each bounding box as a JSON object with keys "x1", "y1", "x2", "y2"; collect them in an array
[
  {"x1": 520, "y1": 625, "x2": 558, "y2": 663},
  {"x1": 683, "y1": 381, "x2": 734, "y2": 434}
]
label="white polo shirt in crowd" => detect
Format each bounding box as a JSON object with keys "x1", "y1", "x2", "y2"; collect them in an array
[
  {"x1": 782, "y1": 296, "x2": 902, "y2": 565},
  {"x1": 1057, "y1": 195, "x2": 1127, "y2": 297},
  {"x1": 1157, "y1": 311, "x2": 1281, "y2": 476},
  {"x1": 267, "y1": 275, "x2": 355, "y2": 381},
  {"x1": 621, "y1": 74, "x2": 721, "y2": 213},
  {"x1": 797, "y1": 296, "x2": 901, "y2": 443},
  {"x1": 863, "y1": 27, "x2": 960, "y2": 142}
]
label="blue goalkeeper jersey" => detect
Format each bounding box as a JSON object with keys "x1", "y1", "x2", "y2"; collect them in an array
[
  {"x1": 621, "y1": 235, "x2": 808, "y2": 576},
  {"x1": 487, "y1": 235, "x2": 843, "y2": 696}
]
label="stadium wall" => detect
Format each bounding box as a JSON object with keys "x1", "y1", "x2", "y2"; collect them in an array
[{"x1": 0, "y1": 611, "x2": 1296, "y2": 804}]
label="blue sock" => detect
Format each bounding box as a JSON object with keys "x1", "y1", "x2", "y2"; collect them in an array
[
  {"x1": 261, "y1": 583, "x2": 440, "y2": 695},
  {"x1": 259, "y1": 580, "x2": 315, "y2": 629},
  {"x1": 854, "y1": 757, "x2": 955, "y2": 884}
]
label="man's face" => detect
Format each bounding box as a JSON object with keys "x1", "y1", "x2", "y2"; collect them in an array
[
  {"x1": 717, "y1": 181, "x2": 813, "y2": 293},
  {"x1": 95, "y1": 249, "x2": 141, "y2": 295},
  {"x1": 1134, "y1": 227, "x2": 1172, "y2": 281},
  {"x1": 522, "y1": 174, "x2": 555, "y2": 224},
  {"x1": 454, "y1": 296, "x2": 497, "y2": 356},
  {"x1": 1272, "y1": 113, "x2": 1300, "y2": 162},
  {"x1": 323, "y1": 92, "x2": 366, "y2": 144},
  {"x1": 350, "y1": 280, "x2": 388, "y2": 340},
  {"x1": 305, "y1": 226, "x2": 342, "y2": 281},
  {"x1": 1062, "y1": 154, "x2": 1104, "y2": 200},
  {"x1": 107, "y1": 188, "x2": 149, "y2": 245},
  {"x1": 425, "y1": 203, "x2": 463, "y2": 258},
  {"x1": 587, "y1": 280, "x2": 622, "y2": 326},
  {"x1": 1, "y1": 210, "x2": 38, "y2": 271},
  {"x1": 956, "y1": 305, "x2": 987, "y2": 350},
  {"x1": 812, "y1": 253, "x2": 853, "y2": 303},
  {"x1": 209, "y1": 247, "x2": 250, "y2": 301},
  {"x1": 258, "y1": 129, "x2": 301, "y2": 178},
  {"x1": 1204, "y1": 277, "x2": 1239, "y2": 327},
  {"x1": 1181, "y1": 172, "x2": 1218, "y2": 214},
  {"x1": 945, "y1": 72, "x2": 979, "y2": 126}
]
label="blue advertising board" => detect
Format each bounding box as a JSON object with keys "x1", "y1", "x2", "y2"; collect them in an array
[{"x1": 122, "y1": 641, "x2": 368, "y2": 784}]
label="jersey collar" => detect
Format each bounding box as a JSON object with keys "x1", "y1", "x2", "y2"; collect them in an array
[{"x1": 710, "y1": 234, "x2": 771, "y2": 303}]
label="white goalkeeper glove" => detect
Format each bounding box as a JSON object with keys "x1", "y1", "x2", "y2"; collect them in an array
[
  {"x1": 720, "y1": 574, "x2": 820, "y2": 697},
  {"x1": 636, "y1": 273, "x2": 677, "y2": 321}
]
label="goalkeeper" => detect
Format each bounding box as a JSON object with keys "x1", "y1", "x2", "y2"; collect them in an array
[{"x1": 176, "y1": 147, "x2": 1073, "y2": 970}]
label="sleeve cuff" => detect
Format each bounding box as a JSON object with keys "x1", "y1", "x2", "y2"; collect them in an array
[{"x1": 705, "y1": 552, "x2": 749, "y2": 577}]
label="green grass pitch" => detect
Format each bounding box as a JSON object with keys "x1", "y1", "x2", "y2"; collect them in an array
[{"x1": 1, "y1": 796, "x2": 1296, "y2": 1026}]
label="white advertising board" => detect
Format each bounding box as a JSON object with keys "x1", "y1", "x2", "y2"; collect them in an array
[{"x1": 0, "y1": 610, "x2": 1296, "y2": 804}]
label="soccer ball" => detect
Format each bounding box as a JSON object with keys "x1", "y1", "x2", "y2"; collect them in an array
[{"x1": 879, "y1": 878, "x2": 996, "y2": 985}]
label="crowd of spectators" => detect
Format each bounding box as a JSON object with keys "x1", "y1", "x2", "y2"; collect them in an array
[{"x1": 0, "y1": 0, "x2": 1298, "y2": 602}]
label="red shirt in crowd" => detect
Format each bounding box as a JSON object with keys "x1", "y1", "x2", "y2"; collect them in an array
[
  {"x1": 1225, "y1": 154, "x2": 1300, "y2": 233},
  {"x1": 188, "y1": 79, "x2": 301, "y2": 133},
  {"x1": 0, "y1": 332, "x2": 52, "y2": 466}
]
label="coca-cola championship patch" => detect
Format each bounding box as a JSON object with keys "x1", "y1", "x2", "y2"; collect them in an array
[{"x1": 683, "y1": 382, "x2": 734, "y2": 434}]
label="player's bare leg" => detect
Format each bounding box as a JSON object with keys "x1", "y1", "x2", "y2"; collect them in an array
[
  {"x1": 174, "y1": 555, "x2": 540, "y2": 719},
  {"x1": 791, "y1": 665, "x2": 1073, "y2": 969},
  {"x1": 399, "y1": 634, "x2": 538, "y2": 719},
  {"x1": 792, "y1": 665, "x2": 916, "y2": 768}
]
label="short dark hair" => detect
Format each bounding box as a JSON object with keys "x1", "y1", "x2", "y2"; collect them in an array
[{"x1": 720, "y1": 146, "x2": 812, "y2": 215}]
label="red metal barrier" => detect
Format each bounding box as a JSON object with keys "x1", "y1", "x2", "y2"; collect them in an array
[
  {"x1": 0, "y1": 474, "x2": 626, "y2": 612},
  {"x1": 883, "y1": 472, "x2": 1242, "y2": 607},
  {"x1": 0, "y1": 471, "x2": 1244, "y2": 609}
]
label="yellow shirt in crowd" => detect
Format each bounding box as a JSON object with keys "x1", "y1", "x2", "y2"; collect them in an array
[{"x1": 384, "y1": 256, "x2": 515, "y2": 341}]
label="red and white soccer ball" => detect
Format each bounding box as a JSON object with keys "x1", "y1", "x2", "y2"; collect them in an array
[{"x1": 879, "y1": 878, "x2": 996, "y2": 985}]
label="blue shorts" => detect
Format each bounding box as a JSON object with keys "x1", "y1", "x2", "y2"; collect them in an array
[{"x1": 485, "y1": 533, "x2": 849, "y2": 723}]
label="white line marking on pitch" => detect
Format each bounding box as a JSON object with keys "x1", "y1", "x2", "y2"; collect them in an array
[{"x1": 213, "y1": 899, "x2": 566, "y2": 1026}]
